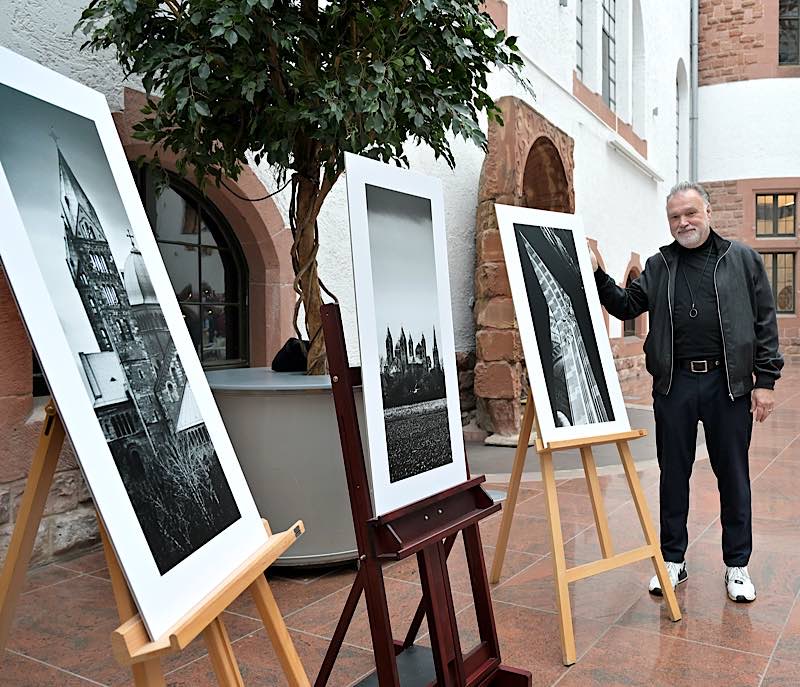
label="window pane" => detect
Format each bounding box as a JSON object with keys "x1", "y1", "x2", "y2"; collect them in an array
[
  {"x1": 761, "y1": 253, "x2": 774, "y2": 287},
  {"x1": 202, "y1": 305, "x2": 240, "y2": 363},
  {"x1": 179, "y1": 304, "x2": 202, "y2": 355},
  {"x1": 779, "y1": 18, "x2": 800, "y2": 64},
  {"x1": 200, "y1": 247, "x2": 238, "y2": 304},
  {"x1": 154, "y1": 187, "x2": 200, "y2": 243},
  {"x1": 756, "y1": 195, "x2": 774, "y2": 235},
  {"x1": 778, "y1": 194, "x2": 796, "y2": 235},
  {"x1": 781, "y1": 0, "x2": 799, "y2": 18},
  {"x1": 602, "y1": 32, "x2": 610, "y2": 106},
  {"x1": 159, "y1": 242, "x2": 199, "y2": 302},
  {"x1": 776, "y1": 253, "x2": 795, "y2": 312}
]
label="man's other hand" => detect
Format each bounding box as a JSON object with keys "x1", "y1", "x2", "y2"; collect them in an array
[
  {"x1": 751, "y1": 388, "x2": 775, "y2": 423},
  {"x1": 588, "y1": 241, "x2": 599, "y2": 271}
]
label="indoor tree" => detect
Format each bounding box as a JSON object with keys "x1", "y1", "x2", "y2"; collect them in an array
[{"x1": 78, "y1": 0, "x2": 528, "y2": 374}]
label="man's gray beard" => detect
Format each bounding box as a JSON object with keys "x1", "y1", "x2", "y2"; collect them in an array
[{"x1": 676, "y1": 229, "x2": 705, "y2": 249}]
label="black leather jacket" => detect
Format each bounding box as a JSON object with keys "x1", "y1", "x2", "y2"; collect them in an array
[{"x1": 594, "y1": 231, "x2": 783, "y2": 398}]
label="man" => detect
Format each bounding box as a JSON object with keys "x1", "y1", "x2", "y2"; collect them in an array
[{"x1": 589, "y1": 181, "x2": 783, "y2": 602}]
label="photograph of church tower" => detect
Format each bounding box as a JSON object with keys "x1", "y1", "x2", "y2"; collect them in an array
[
  {"x1": 0, "y1": 82, "x2": 241, "y2": 575},
  {"x1": 513, "y1": 224, "x2": 615, "y2": 428},
  {"x1": 366, "y1": 184, "x2": 454, "y2": 483}
]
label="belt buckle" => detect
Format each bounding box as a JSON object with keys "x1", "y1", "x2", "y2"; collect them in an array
[{"x1": 690, "y1": 360, "x2": 708, "y2": 373}]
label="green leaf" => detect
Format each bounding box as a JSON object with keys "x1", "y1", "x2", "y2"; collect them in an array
[
  {"x1": 198, "y1": 62, "x2": 210, "y2": 79},
  {"x1": 195, "y1": 101, "x2": 211, "y2": 116},
  {"x1": 225, "y1": 30, "x2": 238, "y2": 46},
  {"x1": 122, "y1": 0, "x2": 136, "y2": 12}
]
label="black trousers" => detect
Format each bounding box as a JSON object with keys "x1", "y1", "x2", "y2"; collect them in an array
[{"x1": 653, "y1": 367, "x2": 754, "y2": 567}]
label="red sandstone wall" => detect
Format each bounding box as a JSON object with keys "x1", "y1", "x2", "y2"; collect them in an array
[{"x1": 699, "y1": 0, "x2": 800, "y2": 85}]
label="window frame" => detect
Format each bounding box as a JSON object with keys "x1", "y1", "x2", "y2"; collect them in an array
[
  {"x1": 755, "y1": 193, "x2": 797, "y2": 237},
  {"x1": 576, "y1": 0, "x2": 584, "y2": 81},
  {"x1": 130, "y1": 164, "x2": 250, "y2": 370},
  {"x1": 760, "y1": 251, "x2": 796, "y2": 314},
  {"x1": 601, "y1": 0, "x2": 617, "y2": 111},
  {"x1": 779, "y1": 0, "x2": 800, "y2": 65}
]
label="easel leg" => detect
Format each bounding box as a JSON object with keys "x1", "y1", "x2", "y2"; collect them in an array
[
  {"x1": 617, "y1": 441, "x2": 681, "y2": 622},
  {"x1": 203, "y1": 617, "x2": 245, "y2": 687},
  {"x1": 0, "y1": 403, "x2": 64, "y2": 655},
  {"x1": 418, "y1": 542, "x2": 465, "y2": 687},
  {"x1": 98, "y1": 522, "x2": 166, "y2": 686},
  {"x1": 314, "y1": 570, "x2": 364, "y2": 687},
  {"x1": 402, "y1": 534, "x2": 458, "y2": 649},
  {"x1": 580, "y1": 446, "x2": 614, "y2": 559},
  {"x1": 541, "y1": 450, "x2": 576, "y2": 666},
  {"x1": 489, "y1": 393, "x2": 535, "y2": 584},
  {"x1": 463, "y1": 525, "x2": 500, "y2": 654},
  {"x1": 249, "y1": 574, "x2": 310, "y2": 687},
  {"x1": 362, "y1": 559, "x2": 401, "y2": 686}
]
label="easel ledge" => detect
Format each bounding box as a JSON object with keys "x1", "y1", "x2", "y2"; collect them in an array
[{"x1": 111, "y1": 519, "x2": 304, "y2": 665}]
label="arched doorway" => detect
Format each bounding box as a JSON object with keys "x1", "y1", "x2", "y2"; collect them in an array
[{"x1": 474, "y1": 97, "x2": 575, "y2": 437}]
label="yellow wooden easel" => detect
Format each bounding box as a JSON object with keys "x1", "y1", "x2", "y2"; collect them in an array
[
  {"x1": 489, "y1": 384, "x2": 682, "y2": 665},
  {"x1": 0, "y1": 401, "x2": 311, "y2": 686}
]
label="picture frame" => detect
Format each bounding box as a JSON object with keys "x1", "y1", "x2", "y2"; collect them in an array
[
  {"x1": 0, "y1": 47, "x2": 268, "y2": 641},
  {"x1": 344, "y1": 153, "x2": 468, "y2": 516},
  {"x1": 495, "y1": 204, "x2": 630, "y2": 444}
]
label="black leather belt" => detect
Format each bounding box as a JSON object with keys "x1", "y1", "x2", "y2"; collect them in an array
[{"x1": 679, "y1": 358, "x2": 722, "y2": 373}]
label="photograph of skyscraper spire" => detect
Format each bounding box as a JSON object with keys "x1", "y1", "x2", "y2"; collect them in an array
[
  {"x1": 0, "y1": 83, "x2": 241, "y2": 575},
  {"x1": 514, "y1": 223, "x2": 614, "y2": 428},
  {"x1": 366, "y1": 184, "x2": 454, "y2": 483}
]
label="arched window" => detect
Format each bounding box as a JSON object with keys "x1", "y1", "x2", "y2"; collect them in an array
[
  {"x1": 623, "y1": 273, "x2": 638, "y2": 336},
  {"x1": 130, "y1": 164, "x2": 248, "y2": 368}
]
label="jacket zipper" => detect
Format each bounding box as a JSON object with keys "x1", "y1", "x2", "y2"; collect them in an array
[
  {"x1": 713, "y1": 244, "x2": 734, "y2": 400},
  {"x1": 660, "y1": 251, "x2": 674, "y2": 395}
]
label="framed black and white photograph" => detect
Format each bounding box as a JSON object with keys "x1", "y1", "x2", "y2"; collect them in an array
[
  {"x1": 0, "y1": 48, "x2": 268, "y2": 640},
  {"x1": 345, "y1": 153, "x2": 467, "y2": 516},
  {"x1": 495, "y1": 205, "x2": 630, "y2": 444}
]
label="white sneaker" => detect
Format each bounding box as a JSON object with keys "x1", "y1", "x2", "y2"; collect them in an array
[
  {"x1": 725, "y1": 566, "x2": 756, "y2": 602},
  {"x1": 649, "y1": 561, "x2": 687, "y2": 596}
]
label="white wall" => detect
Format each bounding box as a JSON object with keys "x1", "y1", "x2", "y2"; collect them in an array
[
  {"x1": 699, "y1": 78, "x2": 800, "y2": 182},
  {"x1": 1, "y1": 0, "x2": 692, "y2": 353},
  {"x1": 0, "y1": 0, "x2": 131, "y2": 110}
]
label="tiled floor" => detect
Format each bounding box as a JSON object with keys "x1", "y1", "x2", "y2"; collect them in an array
[{"x1": 4, "y1": 366, "x2": 800, "y2": 685}]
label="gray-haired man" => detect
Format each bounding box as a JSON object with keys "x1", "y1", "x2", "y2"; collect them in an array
[{"x1": 589, "y1": 182, "x2": 783, "y2": 602}]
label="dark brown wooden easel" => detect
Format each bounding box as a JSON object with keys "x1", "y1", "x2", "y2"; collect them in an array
[
  {"x1": 0, "y1": 402, "x2": 311, "y2": 686},
  {"x1": 315, "y1": 303, "x2": 531, "y2": 687}
]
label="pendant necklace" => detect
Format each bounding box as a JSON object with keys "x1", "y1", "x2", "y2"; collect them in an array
[{"x1": 681, "y1": 244, "x2": 714, "y2": 319}]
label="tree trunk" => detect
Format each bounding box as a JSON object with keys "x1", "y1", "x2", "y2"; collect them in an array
[{"x1": 293, "y1": 177, "x2": 327, "y2": 375}]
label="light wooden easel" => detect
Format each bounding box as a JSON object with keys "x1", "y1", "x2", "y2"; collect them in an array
[
  {"x1": 0, "y1": 401, "x2": 311, "y2": 687},
  {"x1": 489, "y1": 384, "x2": 682, "y2": 665}
]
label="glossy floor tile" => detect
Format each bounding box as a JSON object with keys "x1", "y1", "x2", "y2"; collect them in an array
[{"x1": 3, "y1": 366, "x2": 800, "y2": 685}]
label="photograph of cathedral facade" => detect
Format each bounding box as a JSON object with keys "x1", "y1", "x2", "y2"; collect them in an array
[
  {"x1": 366, "y1": 184, "x2": 454, "y2": 483},
  {"x1": 514, "y1": 224, "x2": 614, "y2": 428},
  {"x1": 0, "y1": 83, "x2": 241, "y2": 575}
]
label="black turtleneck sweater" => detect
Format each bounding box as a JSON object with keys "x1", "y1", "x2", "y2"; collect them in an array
[{"x1": 673, "y1": 231, "x2": 723, "y2": 360}]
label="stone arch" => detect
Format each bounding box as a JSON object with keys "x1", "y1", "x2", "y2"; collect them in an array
[
  {"x1": 474, "y1": 96, "x2": 575, "y2": 437},
  {"x1": 523, "y1": 137, "x2": 572, "y2": 212},
  {"x1": 113, "y1": 88, "x2": 294, "y2": 366},
  {"x1": 621, "y1": 253, "x2": 645, "y2": 338}
]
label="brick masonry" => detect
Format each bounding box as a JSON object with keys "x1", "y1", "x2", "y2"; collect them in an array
[
  {"x1": 699, "y1": 0, "x2": 800, "y2": 85},
  {"x1": 474, "y1": 96, "x2": 575, "y2": 436},
  {"x1": 703, "y1": 178, "x2": 800, "y2": 362}
]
